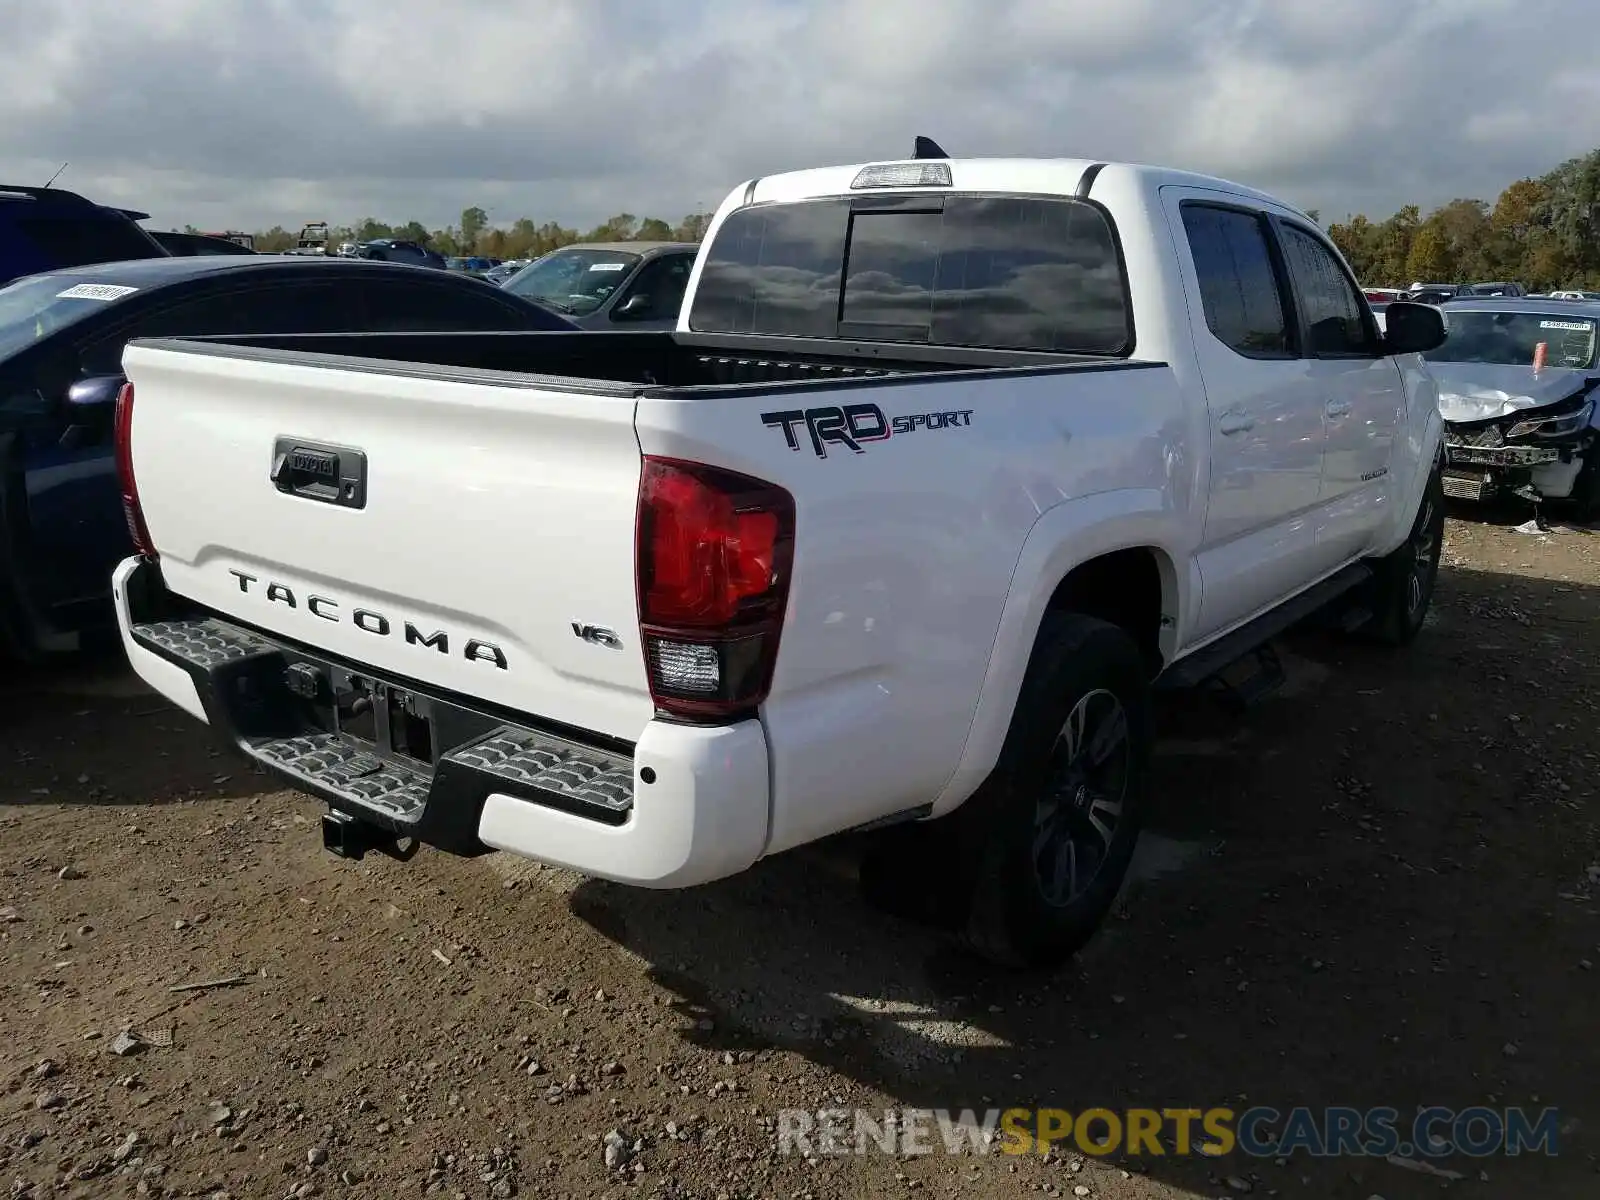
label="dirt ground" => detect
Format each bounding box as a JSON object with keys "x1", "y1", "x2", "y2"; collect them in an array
[{"x1": 2, "y1": 512, "x2": 1597, "y2": 1200}]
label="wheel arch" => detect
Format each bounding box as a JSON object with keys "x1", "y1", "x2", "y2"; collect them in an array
[{"x1": 927, "y1": 490, "x2": 1187, "y2": 819}]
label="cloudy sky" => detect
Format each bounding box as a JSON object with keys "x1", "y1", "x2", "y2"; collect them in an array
[{"x1": 2, "y1": 0, "x2": 1597, "y2": 235}]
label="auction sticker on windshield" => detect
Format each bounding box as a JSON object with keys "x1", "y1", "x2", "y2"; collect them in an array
[
  {"x1": 1540, "y1": 319, "x2": 1590, "y2": 331},
  {"x1": 56, "y1": 284, "x2": 138, "y2": 301},
  {"x1": 587, "y1": 263, "x2": 627, "y2": 272}
]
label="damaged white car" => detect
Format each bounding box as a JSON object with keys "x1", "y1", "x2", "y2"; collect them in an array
[{"x1": 1423, "y1": 298, "x2": 1600, "y2": 520}]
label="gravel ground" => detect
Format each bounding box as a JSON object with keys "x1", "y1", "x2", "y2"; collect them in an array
[{"x1": 2, "y1": 514, "x2": 1597, "y2": 1200}]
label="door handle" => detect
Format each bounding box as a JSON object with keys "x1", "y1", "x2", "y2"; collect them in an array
[
  {"x1": 1218, "y1": 410, "x2": 1255, "y2": 435},
  {"x1": 1325, "y1": 398, "x2": 1352, "y2": 418}
]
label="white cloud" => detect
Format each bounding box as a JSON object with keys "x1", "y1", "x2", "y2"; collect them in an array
[{"x1": 0, "y1": 0, "x2": 1596, "y2": 233}]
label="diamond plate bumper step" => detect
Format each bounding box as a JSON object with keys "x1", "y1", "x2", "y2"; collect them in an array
[{"x1": 128, "y1": 612, "x2": 637, "y2": 855}]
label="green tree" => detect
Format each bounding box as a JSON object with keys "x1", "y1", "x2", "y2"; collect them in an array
[
  {"x1": 1378, "y1": 205, "x2": 1421, "y2": 283},
  {"x1": 459, "y1": 206, "x2": 489, "y2": 252},
  {"x1": 1536, "y1": 150, "x2": 1600, "y2": 282},
  {"x1": 1404, "y1": 221, "x2": 1452, "y2": 282},
  {"x1": 635, "y1": 217, "x2": 674, "y2": 241},
  {"x1": 673, "y1": 212, "x2": 713, "y2": 242},
  {"x1": 254, "y1": 226, "x2": 294, "y2": 253},
  {"x1": 393, "y1": 220, "x2": 431, "y2": 245},
  {"x1": 352, "y1": 217, "x2": 392, "y2": 242},
  {"x1": 504, "y1": 218, "x2": 540, "y2": 258},
  {"x1": 1431, "y1": 199, "x2": 1490, "y2": 279},
  {"x1": 1328, "y1": 213, "x2": 1379, "y2": 280},
  {"x1": 583, "y1": 213, "x2": 639, "y2": 242}
]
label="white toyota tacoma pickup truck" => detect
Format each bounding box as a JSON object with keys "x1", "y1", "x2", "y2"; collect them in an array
[{"x1": 110, "y1": 153, "x2": 1451, "y2": 968}]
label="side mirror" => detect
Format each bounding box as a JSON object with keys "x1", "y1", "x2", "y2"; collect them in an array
[
  {"x1": 1381, "y1": 301, "x2": 1447, "y2": 355},
  {"x1": 57, "y1": 373, "x2": 124, "y2": 449},
  {"x1": 613, "y1": 293, "x2": 653, "y2": 319},
  {"x1": 65, "y1": 374, "x2": 125, "y2": 412}
]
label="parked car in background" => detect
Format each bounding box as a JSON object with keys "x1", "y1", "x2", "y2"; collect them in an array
[
  {"x1": 498, "y1": 241, "x2": 697, "y2": 329},
  {"x1": 282, "y1": 222, "x2": 332, "y2": 256},
  {"x1": 0, "y1": 185, "x2": 167, "y2": 288},
  {"x1": 149, "y1": 230, "x2": 258, "y2": 257},
  {"x1": 483, "y1": 259, "x2": 529, "y2": 285},
  {"x1": 1549, "y1": 289, "x2": 1600, "y2": 301},
  {"x1": 1405, "y1": 283, "x2": 1469, "y2": 305},
  {"x1": 1465, "y1": 281, "x2": 1527, "y2": 297},
  {"x1": 354, "y1": 239, "x2": 448, "y2": 269},
  {"x1": 0, "y1": 256, "x2": 578, "y2": 661},
  {"x1": 1364, "y1": 287, "x2": 1404, "y2": 303},
  {"x1": 1423, "y1": 297, "x2": 1600, "y2": 518},
  {"x1": 446, "y1": 256, "x2": 494, "y2": 277}
]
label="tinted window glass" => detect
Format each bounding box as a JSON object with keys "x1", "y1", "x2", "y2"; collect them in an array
[
  {"x1": 847, "y1": 197, "x2": 1129, "y2": 352},
  {"x1": 1181, "y1": 204, "x2": 1291, "y2": 358},
  {"x1": 691, "y1": 196, "x2": 1130, "y2": 353},
  {"x1": 1278, "y1": 224, "x2": 1373, "y2": 356},
  {"x1": 208, "y1": 284, "x2": 356, "y2": 334},
  {"x1": 79, "y1": 283, "x2": 384, "y2": 373},
  {"x1": 612, "y1": 253, "x2": 694, "y2": 322},
  {"x1": 840, "y1": 211, "x2": 941, "y2": 338},
  {"x1": 79, "y1": 295, "x2": 239, "y2": 373},
  {"x1": 689, "y1": 202, "x2": 849, "y2": 337},
  {"x1": 356, "y1": 279, "x2": 539, "y2": 331},
  {"x1": 17, "y1": 217, "x2": 163, "y2": 268}
]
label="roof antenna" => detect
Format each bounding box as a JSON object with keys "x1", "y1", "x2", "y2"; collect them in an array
[
  {"x1": 913, "y1": 136, "x2": 948, "y2": 160},
  {"x1": 42, "y1": 161, "x2": 68, "y2": 188}
]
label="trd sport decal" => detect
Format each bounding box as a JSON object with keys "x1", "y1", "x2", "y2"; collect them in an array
[{"x1": 760, "y1": 403, "x2": 974, "y2": 459}]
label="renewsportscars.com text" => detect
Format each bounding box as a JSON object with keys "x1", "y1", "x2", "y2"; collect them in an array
[{"x1": 776, "y1": 1106, "x2": 1560, "y2": 1159}]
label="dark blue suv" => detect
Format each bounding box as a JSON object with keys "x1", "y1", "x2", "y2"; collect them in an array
[{"x1": 0, "y1": 185, "x2": 166, "y2": 288}]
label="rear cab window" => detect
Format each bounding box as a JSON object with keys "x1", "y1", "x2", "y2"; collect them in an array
[{"x1": 688, "y1": 194, "x2": 1132, "y2": 355}]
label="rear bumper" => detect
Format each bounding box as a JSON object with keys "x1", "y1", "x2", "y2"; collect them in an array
[{"x1": 111, "y1": 556, "x2": 770, "y2": 888}]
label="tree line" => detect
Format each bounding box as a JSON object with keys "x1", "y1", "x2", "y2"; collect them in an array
[
  {"x1": 227, "y1": 144, "x2": 1600, "y2": 288},
  {"x1": 1326, "y1": 148, "x2": 1600, "y2": 290},
  {"x1": 240, "y1": 208, "x2": 714, "y2": 259}
]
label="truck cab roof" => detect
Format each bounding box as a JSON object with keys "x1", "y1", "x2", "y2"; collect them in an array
[{"x1": 738, "y1": 156, "x2": 1302, "y2": 217}]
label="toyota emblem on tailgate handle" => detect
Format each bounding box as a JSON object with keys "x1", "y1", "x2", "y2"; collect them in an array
[{"x1": 270, "y1": 436, "x2": 368, "y2": 509}]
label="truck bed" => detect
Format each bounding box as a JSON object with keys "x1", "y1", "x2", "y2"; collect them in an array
[{"x1": 144, "y1": 329, "x2": 1147, "y2": 395}]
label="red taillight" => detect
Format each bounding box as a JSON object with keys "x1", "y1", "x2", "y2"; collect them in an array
[
  {"x1": 113, "y1": 381, "x2": 156, "y2": 558},
  {"x1": 636, "y1": 456, "x2": 795, "y2": 721}
]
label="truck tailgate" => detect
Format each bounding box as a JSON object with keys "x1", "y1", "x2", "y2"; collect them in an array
[{"x1": 122, "y1": 343, "x2": 653, "y2": 741}]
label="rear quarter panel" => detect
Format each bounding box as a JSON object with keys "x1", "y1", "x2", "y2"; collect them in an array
[{"x1": 635, "y1": 362, "x2": 1194, "y2": 854}]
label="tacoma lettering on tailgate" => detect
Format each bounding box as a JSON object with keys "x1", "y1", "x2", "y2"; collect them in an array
[{"x1": 226, "y1": 570, "x2": 508, "y2": 669}]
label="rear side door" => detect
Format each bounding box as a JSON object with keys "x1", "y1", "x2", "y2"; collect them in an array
[
  {"x1": 1271, "y1": 219, "x2": 1403, "y2": 562},
  {"x1": 1165, "y1": 190, "x2": 1328, "y2": 640}
]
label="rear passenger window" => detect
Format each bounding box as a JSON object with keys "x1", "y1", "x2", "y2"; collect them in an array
[
  {"x1": 1181, "y1": 204, "x2": 1292, "y2": 358},
  {"x1": 1277, "y1": 224, "x2": 1376, "y2": 357},
  {"x1": 691, "y1": 196, "x2": 1131, "y2": 354}
]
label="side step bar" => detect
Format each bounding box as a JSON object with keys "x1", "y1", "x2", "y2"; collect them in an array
[{"x1": 1157, "y1": 562, "x2": 1373, "y2": 697}]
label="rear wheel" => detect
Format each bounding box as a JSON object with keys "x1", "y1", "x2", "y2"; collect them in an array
[
  {"x1": 946, "y1": 613, "x2": 1153, "y2": 969},
  {"x1": 1362, "y1": 465, "x2": 1445, "y2": 647}
]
